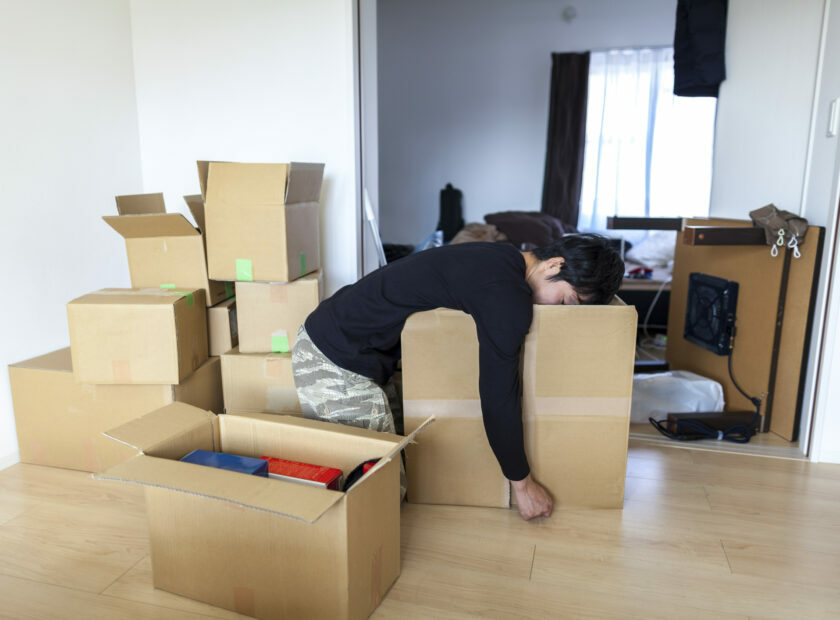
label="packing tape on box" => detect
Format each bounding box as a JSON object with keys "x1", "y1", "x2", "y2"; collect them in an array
[
  {"x1": 173, "y1": 291, "x2": 195, "y2": 306},
  {"x1": 403, "y1": 399, "x2": 482, "y2": 418},
  {"x1": 232, "y1": 586, "x2": 256, "y2": 617},
  {"x1": 370, "y1": 544, "x2": 384, "y2": 611},
  {"x1": 159, "y1": 283, "x2": 175, "y2": 289},
  {"x1": 271, "y1": 330, "x2": 289, "y2": 353},
  {"x1": 300, "y1": 252, "x2": 307, "y2": 277},
  {"x1": 269, "y1": 284, "x2": 288, "y2": 303},
  {"x1": 225, "y1": 282, "x2": 234, "y2": 298},
  {"x1": 111, "y1": 360, "x2": 132, "y2": 383},
  {"x1": 266, "y1": 385, "x2": 299, "y2": 413},
  {"x1": 236, "y1": 258, "x2": 253, "y2": 282},
  {"x1": 263, "y1": 355, "x2": 290, "y2": 379}
]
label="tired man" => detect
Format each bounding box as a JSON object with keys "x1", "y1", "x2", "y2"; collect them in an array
[{"x1": 291, "y1": 234, "x2": 624, "y2": 521}]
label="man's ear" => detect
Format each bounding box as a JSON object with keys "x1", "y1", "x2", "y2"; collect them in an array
[{"x1": 545, "y1": 256, "x2": 565, "y2": 276}]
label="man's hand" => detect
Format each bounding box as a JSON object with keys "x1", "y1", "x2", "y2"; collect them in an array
[{"x1": 510, "y1": 474, "x2": 553, "y2": 521}]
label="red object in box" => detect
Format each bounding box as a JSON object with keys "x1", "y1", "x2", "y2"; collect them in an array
[{"x1": 260, "y1": 456, "x2": 343, "y2": 491}]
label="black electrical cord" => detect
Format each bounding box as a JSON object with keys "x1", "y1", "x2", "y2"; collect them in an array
[{"x1": 648, "y1": 340, "x2": 762, "y2": 443}]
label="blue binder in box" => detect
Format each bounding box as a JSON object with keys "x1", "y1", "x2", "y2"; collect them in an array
[{"x1": 180, "y1": 449, "x2": 269, "y2": 476}]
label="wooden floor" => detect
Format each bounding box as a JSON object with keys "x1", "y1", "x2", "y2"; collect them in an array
[{"x1": 2, "y1": 442, "x2": 840, "y2": 619}]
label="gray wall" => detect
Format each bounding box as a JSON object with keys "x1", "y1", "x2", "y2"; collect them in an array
[{"x1": 377, "y1": 0, "x2": 676, "y2": 244}]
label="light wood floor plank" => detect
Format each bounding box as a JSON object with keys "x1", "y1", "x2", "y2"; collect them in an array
[
  {"x1": 1, "y1": 447, "x2": 839, "y2": 618},
  {"x1": 721, "y1": 539, "x2": 840, "y2": 590},
  {"x1": 0, "y1": 501, "x2": 148, "y2": 593},
  {"x1": 400, "y1": 524, "x2": 535, "y2": 580},
  {"x1": 101, "y1": 556, "x2": 246, "y2": 619},
  {"x1": 0, "y1": 573, "x2": 218, "y2": 620}
]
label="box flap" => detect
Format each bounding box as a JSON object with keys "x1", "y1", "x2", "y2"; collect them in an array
[
  {"x1": 115, "y1": 193, "x2": 166, "y2": 215},
  {"x1": 102, "y1": 402, "x2": 217, "y2": 456},
  {"x1": 103, "y1": 214, "x2": 200, "y2": 239},
  {"x1": 197, "y1": 160, "x2": 210, "y2": 199},
  {"x1": 183, "y1": 194, "x2": 206, "y2": 234},
  {"x1": 95, "y1": 453, "x2": 344, "y2": 523},
  {"x1": 285, "y1": 162, "x2": 325, "y2": 204},
  {"x1": 345, "y1": 416, "x2": 435, "y2": 495}
]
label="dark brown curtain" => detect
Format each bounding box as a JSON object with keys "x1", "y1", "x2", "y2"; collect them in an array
[{"x1": 541, "y1": 52, "x2": 590, "y2": 229}]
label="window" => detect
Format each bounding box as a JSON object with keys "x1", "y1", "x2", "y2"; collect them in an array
[{"x1": 578, "y1": 47, "x2": 717, "y2": 231}]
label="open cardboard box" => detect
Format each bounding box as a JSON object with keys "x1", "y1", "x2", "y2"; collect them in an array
[
  {"x1": 104, "y1": 193, "x2": 231, "y2": 307},
  {"x1": 402, "y1": 301, "x2": 637, "y2": 509},
  {"x1": 95, "y1": 403, "x2": 433, "y2": 619},
  {"x1": 67, "y1": 288, "x2": 208, "y2": 385},
  {"x1": 8, "y1": 349, "x2": 222, "y2": 472},
  {"x1": 200, "y1": 161, "x2": 324, "y2": 283}
]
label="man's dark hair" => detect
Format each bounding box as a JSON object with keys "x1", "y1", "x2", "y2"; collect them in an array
[{"x1": 531, "y1": 233, "x2": 624, "y2": 305}]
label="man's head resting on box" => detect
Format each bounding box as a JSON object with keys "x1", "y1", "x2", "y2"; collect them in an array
[{"x1": 523, "y1": 233, "x2": 624, "y2": 306}]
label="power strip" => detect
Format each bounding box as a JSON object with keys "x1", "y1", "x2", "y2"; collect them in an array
[{"x1": 665, "y1": 411, "x2": 757, "y2": 435}]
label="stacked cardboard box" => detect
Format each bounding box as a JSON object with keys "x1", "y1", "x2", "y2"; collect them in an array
[
  {"x1": 9, "y1": 186, "x2": 232, "y2": 472},
  {"x1": 401, "y1": 301, "x2": 637, "y2": 509},
  {"x1": 10, "y1": 285, "x2": 216, "y2": 472},
  {"x1": 197, "y1": 161, "x2": 325, "y2": 414}
]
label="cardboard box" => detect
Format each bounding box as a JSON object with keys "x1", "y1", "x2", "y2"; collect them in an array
[
  {"x1": 221, "y1": 347, "x2": 299, "y2": 414},
  {"x1": 9, "y1": 349, "x2": 223, "y2": 472},
  {"x1": 202, "y1": 161, "x2": 324, "y2": 283},
  {"x1": 95, "y1": 403, "x2": 433, "y2": 619},
  {"x1": 235, "y1": 270, "x2": 322, "y2": 353},
  {"x1": 104, "y1": 193, "x2": 231, "y2": 307},
  {"x1": 67, "y1": 288, "x2": 208, "y2": 384},
  {"x1": 401, "y1": 301, "x2": 637, "y2": 509},
  {"x1": 208, "y1": 297, "x2": 238, "y2": 356}
]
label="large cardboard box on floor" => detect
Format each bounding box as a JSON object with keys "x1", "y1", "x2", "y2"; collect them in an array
[
  {"x1": 221, "y1": 347, "x2": 299, "y2": 413},
  {"x1": 9, "y1": 349, "x2": 222, "y2": 472},
  {"x1": 67, "y1": 288, "x2": 208, "y2": 385},
  {"x1": 202, "y1": 161, "x2": 324, "y2": 283},
  {"x1": 235, "y1": 270, "x2": 322, "y2": 353},
  {"x1": 402, "y1": 301, "x2": 637, "y2": 509},
  {"x1": 207, "y1": 297, "x2": 238, "y2": 356},
  {"x1": 104, "y1": 193, "x2": 231, "y2": 307},
  {"x1": 95, "y1": 403, "x2": 433, "y2": 619}
]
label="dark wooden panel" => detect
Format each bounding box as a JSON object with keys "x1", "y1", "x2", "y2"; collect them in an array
[
  {"x1": 683, "y1": 226, "x2": 766, "y2": 246},
  {"x1": 607, "y1": 216, "x2": 683, "y2": 230}
]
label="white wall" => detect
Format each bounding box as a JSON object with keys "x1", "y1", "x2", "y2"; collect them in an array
[
  {"x1": 0, "y1": 0, "x2": 141, "y2": 467},
  {"x1": 710, "y1": 0, "x2": 826, "y2": 222},
  {"x1": 377, "y1": 0, "x2": 676, "y2": 244},
  {"x1": 128, "y1": 0, "x2": 360, "y2": 297}
]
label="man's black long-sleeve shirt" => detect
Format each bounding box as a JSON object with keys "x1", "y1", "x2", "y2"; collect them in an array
[{"x1": 304, "y1": 242, "x2": 533, "y2": 481}]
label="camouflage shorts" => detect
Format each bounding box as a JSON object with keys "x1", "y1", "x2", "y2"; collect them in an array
[{"x1": 292, "y1": 326, "x2": 406, "y2": 496}]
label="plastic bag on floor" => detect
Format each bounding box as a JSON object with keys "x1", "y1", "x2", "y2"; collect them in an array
[{"x1": 631, "y1": 371, "x2": 724, "y2": 424}]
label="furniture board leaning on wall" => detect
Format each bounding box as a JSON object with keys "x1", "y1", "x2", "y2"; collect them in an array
[{"x1": 665, "y1": 217, "x2": 824, "y2": 441}]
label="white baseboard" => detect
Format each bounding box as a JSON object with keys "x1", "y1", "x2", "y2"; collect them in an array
[{"x1": 0, "y1": 451, "x2": 20, "y2": 471}]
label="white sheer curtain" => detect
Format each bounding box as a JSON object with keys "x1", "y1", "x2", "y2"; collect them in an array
[{"x1": 578, "y1": 47, "x2": 717, "y2": 231}]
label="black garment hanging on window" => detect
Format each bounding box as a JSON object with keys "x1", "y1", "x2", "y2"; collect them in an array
[
  {"x1": 674, "y1": 0, "x2": 728, "y2": 97},
  {"x1": 541, "y1": 52, "x2": 589, "y2": 230}
]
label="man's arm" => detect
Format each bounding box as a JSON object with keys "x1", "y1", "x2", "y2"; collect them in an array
[{"x1": 468, "y1": 287, "x2": 553, "y2": 520}]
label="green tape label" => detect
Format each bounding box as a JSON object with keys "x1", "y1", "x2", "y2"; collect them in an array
[
  {"x1": 236, "y1": 258, "x2": 253, "y2": 282},
  {"x1": 300, "y1": 252, "x2": 307, "y2": 277},
  {"x1": 159, "y1": 283, "x2": 175, "y2": 289},
  {"x1": 225, "y1": 282, "x2": 234, "y2": 298},
  {"x1": 271, "y1": 334, "x2": 290, "y2": 353},
  {"x1": 174, "y1": 291, "x2": 195, "y2": 306}
]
